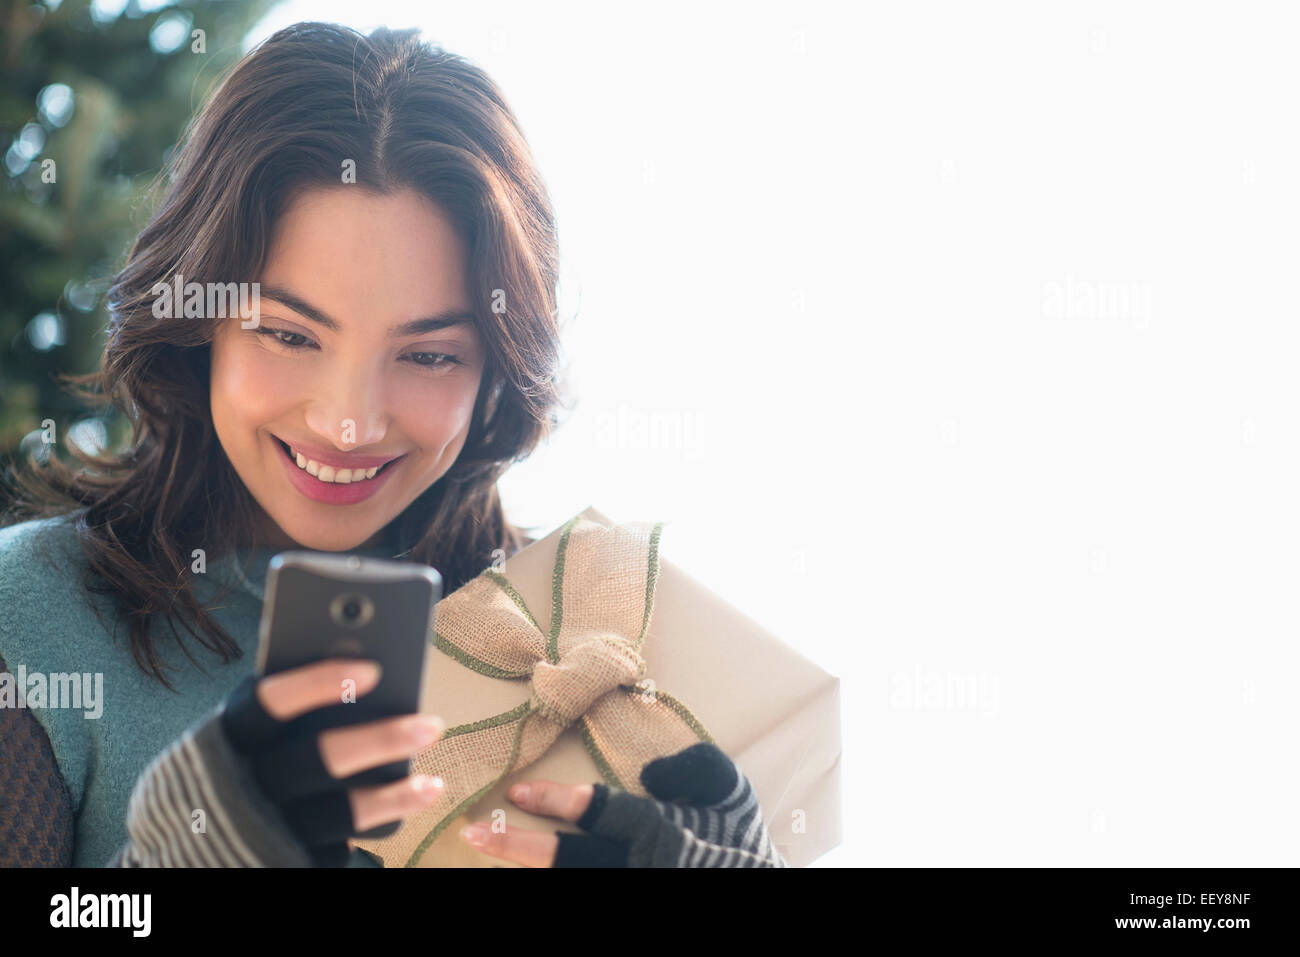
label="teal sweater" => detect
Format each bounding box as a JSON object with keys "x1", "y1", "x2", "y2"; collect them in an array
[{"x1": 0, "y1": 509, "x2": 395, "y2": 867}]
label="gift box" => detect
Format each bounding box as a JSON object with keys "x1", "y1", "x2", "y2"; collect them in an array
[{"x1": 352, "y1": 506, "x2": 842, "y2": 867}]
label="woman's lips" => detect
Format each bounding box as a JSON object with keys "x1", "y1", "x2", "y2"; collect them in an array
[
  {"x1": 273, "y1": 435, "x2": 403, "y2": 506},
  {"x1": 272, "y1": 434, "x2": 405, "y2": 470}
]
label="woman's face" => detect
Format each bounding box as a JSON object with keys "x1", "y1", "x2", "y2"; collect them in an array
[{"x1": 209, "y1": 186, "x2": 484, "y2": 551}]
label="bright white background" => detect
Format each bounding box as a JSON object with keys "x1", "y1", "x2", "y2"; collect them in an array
[{"x1": 244, "y1": 2, "x2": 1300, "y2": 867}]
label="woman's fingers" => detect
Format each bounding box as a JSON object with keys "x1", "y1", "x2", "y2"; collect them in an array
[
  {"x1": 506, "y1": 780, "x2": 595, "y2": 823},
  {"x1": 350, "y1": 774, "x2": 445, "y2": 833},
  {"x1": 450, "y1": 781, "x2": 597, "y2": 867},
  {"x1": 249, "y1": 658, "x2": 452, "y2": 837},
  {"x1": 318, "y1": 712, "x2": 445, "y2": 779},
  {"x1": 460, "y1": 822, "x2": 560, "y2": 868},
  {"x1": 256, "y1": 658, "x2": 383, "y2": 720},
  {"x1": 253, "y1": 658, "x2": 445, "y2": 779}
]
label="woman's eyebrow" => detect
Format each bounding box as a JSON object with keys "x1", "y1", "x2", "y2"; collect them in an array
[{"x1": 259, "y1": 284, "x2": 475, "y2": 336}]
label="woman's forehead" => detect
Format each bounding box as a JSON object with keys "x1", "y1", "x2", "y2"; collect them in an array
[{"x1": 262, "y1": 186, "x2": 475, "y2": 329}]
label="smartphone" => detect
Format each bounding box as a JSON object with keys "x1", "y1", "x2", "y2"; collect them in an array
[{"x1": 254, "y1": 551, "x2": 442, "y2": 787}]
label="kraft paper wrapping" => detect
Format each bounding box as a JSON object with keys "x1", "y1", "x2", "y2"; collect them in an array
[{"x1": 351, "y1": 506, "x2": 842, "y2": 867}]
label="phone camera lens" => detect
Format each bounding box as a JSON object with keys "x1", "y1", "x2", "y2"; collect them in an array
[{"x1": 329, "y1": 592, "x2": 374, "y2": 629}]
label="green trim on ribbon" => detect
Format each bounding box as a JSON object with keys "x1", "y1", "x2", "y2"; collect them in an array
[
  {"x1": 397, "y1": 512, "x2": 717, "y2": 867},
  {"x1": 433, "y1": 631, "x2": 531, "y2": 680},
  {"x1": 404, "y1": 701, "x2": 536, "y2": 867},
  {"x1": 649, "y1": 688, "x2": 717, "y2": 745},
  {"x1": 575, "y1": 685, "x2": 715, "y2": 797},
  {"x1": 441, "y1": 700, "x2": 532, "y2": 739},
  {"x1": 640, "y1": 522, "x2": 664, "y2": 643},
  {"x1": 484, "y1": 569, "x2": 544, "y2": 635},
  {"x1": 546, "y1": 515, "x2": 582, "y2": 664},
  {"x1": 580, "y1": 717, "x2": 629, "y2": 791}
]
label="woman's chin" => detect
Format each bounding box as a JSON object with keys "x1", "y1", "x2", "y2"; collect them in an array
[
  {"x1": 275, "y1": 525, "x2": 384, "y2": 553},
  {"x1": 251, "y1": 505, "x2": 384, "y2": 553}
]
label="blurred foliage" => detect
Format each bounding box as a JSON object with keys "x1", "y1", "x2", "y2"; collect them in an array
[{"x1": 0, "y1": 0, "x2": 279, "y2": 509}]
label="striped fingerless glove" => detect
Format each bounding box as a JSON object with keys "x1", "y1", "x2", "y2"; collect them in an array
[
  {"x1": 107, "y1": 675, "x2": 393, "y2": 868},
  {"x1": 553, "y1": 743, "x2": 789, "y2": 868},
  {"x1": 106, "y1": 701, "x2": 316, "y2": 867}
]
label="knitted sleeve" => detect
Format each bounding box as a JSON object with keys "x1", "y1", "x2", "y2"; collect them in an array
[
  {"x1": 105, "y1": 699, "x2": 319, "y2": 867},
  {"x1": 0, "y1": 651, "x2": 75, "y2": 867}
]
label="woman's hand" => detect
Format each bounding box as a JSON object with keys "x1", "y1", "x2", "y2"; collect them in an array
[
  {"x1": 222, "y1": 657, "x2": 447, "y2": 865},
  {"x1": 110, "y1": 656, "x2": 447, "y2": 867},
  {"x1": 458, "y1": 743, "x2": 788, "y2": 868}
]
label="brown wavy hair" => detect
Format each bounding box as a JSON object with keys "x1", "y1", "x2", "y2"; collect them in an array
[{"x1": 1, "y1": 22, "x2": 564, "y2": 690}]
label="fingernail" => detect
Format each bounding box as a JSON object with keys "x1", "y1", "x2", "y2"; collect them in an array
[
  {"x1": 415, "y1": 776, "x2": 443, "y2": 802},
  {"x1": 460, "y1": 824, "x2": 486, "y2": 847},
  {"x1": 510, "y1": 784, "x2": 530, "y2": 804},
  {"x1": 411, "y1": 716, "x2": 442, "y2": 745}
]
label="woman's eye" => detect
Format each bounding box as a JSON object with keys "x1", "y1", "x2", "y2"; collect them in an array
[
  {"x1": 255, "y1": 327, "x2": 462, "y2": 370},
  {"x1": 405, "y1": 352, "x2": 464, "y2": 369},
  {"x1": 255, "y1": 327, "x2": 315, "y2": 350}
]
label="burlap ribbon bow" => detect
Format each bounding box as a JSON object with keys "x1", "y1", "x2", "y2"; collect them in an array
[{"x1": 353, "y1": 514, "x2": 715, "y2": 867}]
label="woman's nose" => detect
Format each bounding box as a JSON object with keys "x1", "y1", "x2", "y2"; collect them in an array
[{"x1": 303, "y1": 366, "x2": 389, "y2": 448}]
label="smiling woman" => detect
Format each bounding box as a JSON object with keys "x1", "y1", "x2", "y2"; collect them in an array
[
  {"x1": 0, "y1": 21, "x2": 564, "y2": 868},
  {"x1": 7, "y1": 21, "x2": 562, "y2": 668},
  {"x1": 209, "y1": 187, "x2": 489, "y2": 549}
]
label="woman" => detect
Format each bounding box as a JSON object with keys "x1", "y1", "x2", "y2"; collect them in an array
[{"x1": 0, "y1": 21, "x2": 784, "y2": 868}]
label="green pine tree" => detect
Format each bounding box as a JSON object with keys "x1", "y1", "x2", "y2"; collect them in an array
[{"x1": 0, "y1": 0, "x2": 279, "y2": 509}]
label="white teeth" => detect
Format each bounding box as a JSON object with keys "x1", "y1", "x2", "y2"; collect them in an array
[{"x1": 288, "y1": 445, "x2": 387, "y2": 484}]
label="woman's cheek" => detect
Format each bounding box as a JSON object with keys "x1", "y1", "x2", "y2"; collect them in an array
[
  {"x1": 212, "y1": 337, "x2": 303, "y2": 425},
  {"x1": 393, "y1": 371, "x2": 480, "y2": 449}
]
